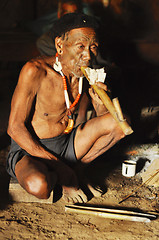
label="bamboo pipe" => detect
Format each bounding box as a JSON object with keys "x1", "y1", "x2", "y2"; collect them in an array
[
  {"x1": 81, "y1": 66, "x2": 133, "y2": 135},
  {"x1": 112, "y1": 97, "x2": 125, "y2": 121}
]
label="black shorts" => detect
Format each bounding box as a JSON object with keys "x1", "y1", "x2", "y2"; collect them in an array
[{"x1": 6, "y1": 126, "x2": 78, "y2": 179}]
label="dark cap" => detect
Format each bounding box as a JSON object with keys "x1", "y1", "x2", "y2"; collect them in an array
[{"x1": 51, "y1": 13, "x2": 99, "y2": 40}]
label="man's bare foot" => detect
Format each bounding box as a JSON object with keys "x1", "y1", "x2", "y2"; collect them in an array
[
  {"x1": 87, "y1": 184, "x2": 104, "y2": 198},
  {"x1": 62, "y1": 186, "x2": 88, "y2": 204},
  {"x1": 72, "y1": 163, "x2": 106, "y2": 200}
]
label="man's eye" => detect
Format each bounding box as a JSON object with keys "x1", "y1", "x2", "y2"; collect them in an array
[
  {"x1": 78, "y1": 44, "x2": 84, "y2": 49},
  {"x1": 91, "y1": 45, "x2": 98, "y2": 51}
]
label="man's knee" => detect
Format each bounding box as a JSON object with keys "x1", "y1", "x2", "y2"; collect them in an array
[
  {"x1": 24, "y1": 173, "x2": 51, "y2": 199},
  {"x1": 104, "y1": 113, "x2": 125, "y2": 139}
]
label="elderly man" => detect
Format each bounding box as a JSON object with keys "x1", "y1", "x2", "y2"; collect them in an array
[{"x1": 6, "y1": 13, "x2": 125, "y2": 203}]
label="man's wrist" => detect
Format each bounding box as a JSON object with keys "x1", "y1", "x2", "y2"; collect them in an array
[
  {"x1": 45, "y1": 151, "x2": 58, "y2": 161},
  {"x1": 95, "y1": 104, "x2": 108, "y2": 116}
]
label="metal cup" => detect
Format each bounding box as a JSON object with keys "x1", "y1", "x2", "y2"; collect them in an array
[{"x1": 122, "y1": 160, "x2": 137, "y2": 177}]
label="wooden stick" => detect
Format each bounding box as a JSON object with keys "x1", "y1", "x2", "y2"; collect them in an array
[
  {"x1": 119, "y1": 169, "x2": 159, "y2": 204},
  {"x1": 81, "y1": 67, "x2": 133, "y2": 135},
  {"x1": 65, "y1": 205, "x2": 151, "y2": 222},
  {"x1": 65, "y1": 205, "x2": 156, "y2": 219}
]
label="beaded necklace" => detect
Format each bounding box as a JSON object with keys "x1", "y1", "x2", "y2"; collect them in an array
[{"x1": 53, "y1": 53, "x2": 83, "y2": 133}]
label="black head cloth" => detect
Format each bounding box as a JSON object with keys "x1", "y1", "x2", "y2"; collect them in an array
[{"x1": 51, "y1": 13, "x2": 99, "y2": 40}]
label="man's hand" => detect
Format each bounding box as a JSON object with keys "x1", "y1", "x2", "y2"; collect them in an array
[
  {"x1": 89, "y1": 82, "x2": 108, "y2": 116},
  {"x1": 89, "y1": 82, "x2": 107, "y2": 104}
]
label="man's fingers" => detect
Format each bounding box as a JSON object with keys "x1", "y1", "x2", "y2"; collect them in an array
[
  {"x1": 89, "y1": 88, "x2": 103, "y2": 104},
  {"x1": 95, "y1": 82, "x2": 107, "y2": 91}
]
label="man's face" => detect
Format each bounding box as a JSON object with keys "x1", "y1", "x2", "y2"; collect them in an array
[{"x1": 60, "y1": 27, "x2": 98, "y2": 78}]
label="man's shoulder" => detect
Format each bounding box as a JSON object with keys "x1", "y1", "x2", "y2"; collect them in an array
[
  {"x1": 22, "y1": 58, "x2": 45, "y2": 74},
  {"x1": 15, "y1": 58, "x2": 46, "y2": 89},
  {"x1": 21, "y1": 57, "x2": 54, "y2": 79}
]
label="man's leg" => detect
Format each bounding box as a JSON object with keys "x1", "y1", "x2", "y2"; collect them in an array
[
  {"x1": 62, "y1": 113, "x2": 125, "y2": 202},
  {"x1": 15, "y1": 155, "x2": 88, "y2": 203},
  {"x1": 75, "y1": 113, "x2": 125, "y2": 163},
  {"x1": 15, "y1": 155, "x2": 57, "y2": 199}
]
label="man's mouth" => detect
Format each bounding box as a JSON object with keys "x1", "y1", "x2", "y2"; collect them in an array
[
  {"x1": 78, "y1": 63, "x2": 90, "y2": 69},
  {"x1": 73, "y1": 63, "x2": 91, "y2": 77}
]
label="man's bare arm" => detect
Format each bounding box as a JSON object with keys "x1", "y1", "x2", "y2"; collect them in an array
[{"x1": 7, "y1": 61, "x2": 57, "y2": 161}]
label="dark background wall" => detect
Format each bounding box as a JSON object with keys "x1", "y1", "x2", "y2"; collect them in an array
[
  {"x1": 0, "y1": 0, "x2": 159, "y2": 146},
  {"x1": 0, "y1": 0, "x2": 59, "y2": 30}
]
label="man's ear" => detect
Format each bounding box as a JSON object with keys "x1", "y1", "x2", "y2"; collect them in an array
[{"x1": 55, "y1": 37, "x2": 63, "y2": 55}]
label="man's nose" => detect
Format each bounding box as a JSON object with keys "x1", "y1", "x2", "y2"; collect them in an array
[{"x1": 83, "y1": 48, "x2": 91, "y2": 61}]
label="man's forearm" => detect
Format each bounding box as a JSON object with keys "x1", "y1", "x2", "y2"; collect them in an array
[{"x1": 8, "y1": 125, "x2": 58, "y2": 161}]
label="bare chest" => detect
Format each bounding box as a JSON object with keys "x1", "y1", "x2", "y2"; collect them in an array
[{"x1": 35, "y1": 76, "x2": 80, "y2": 118}]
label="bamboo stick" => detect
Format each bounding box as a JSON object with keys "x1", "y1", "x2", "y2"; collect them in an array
[
  {"x1": 81, "y1": 67, "x2": 133, "y2": 135},
  {"x1": 112, "y1": 97, "x2": 124, "y2": 121},
  {"x1": 65, "y1": 205, "x2": 156, "y2": 219},
  {"x1": 65, "y1": 205, "x2": 151, "y2": 222},
  {"x1": 119, "y1": 169, "x2": 159, "y2": 204}
]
